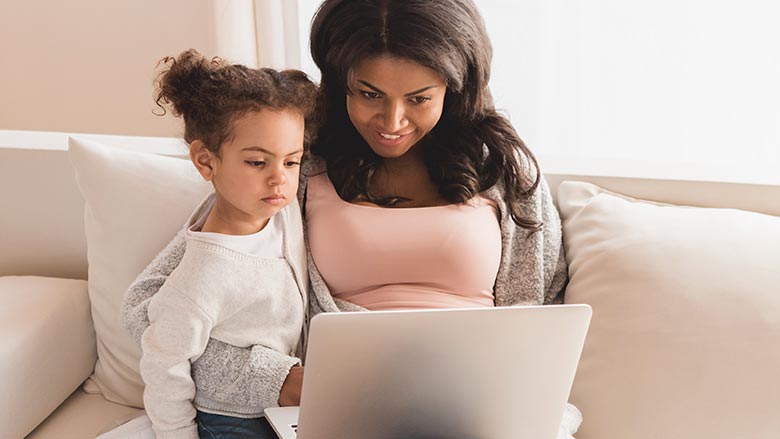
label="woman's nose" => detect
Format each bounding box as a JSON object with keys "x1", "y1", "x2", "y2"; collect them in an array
[{"x1": 382, "y1": 101, "x2": 408, "y2": 132}]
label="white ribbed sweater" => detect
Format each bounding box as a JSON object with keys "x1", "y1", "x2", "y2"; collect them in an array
[{"x1": 138, "y1": 196, "x2": 307, "y2": 439}]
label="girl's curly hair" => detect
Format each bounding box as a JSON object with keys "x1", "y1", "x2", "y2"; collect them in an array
[{"x1": 155, "y1": 49, "x2": 318, "y2": 156}]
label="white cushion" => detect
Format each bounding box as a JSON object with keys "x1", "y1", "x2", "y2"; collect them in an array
[
  {"x1": 0, "y1": 276, "x2": 94, "y2": 439},
  {"x1": 559, "y1": 181, "x2": 780, "y2": 439},
  {"x1": 68, "y1": 136, "x2": 211, "y2": 407}
]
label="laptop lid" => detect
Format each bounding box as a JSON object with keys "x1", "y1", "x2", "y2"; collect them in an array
[{"x1": 270, "y1": 304, "x2": 591, "y2": 439}]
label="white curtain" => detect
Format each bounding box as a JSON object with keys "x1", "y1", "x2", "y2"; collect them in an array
[
  {"x1": 210, "y1": 0, "x2": 305, "y2": 69},
  {"x1": 483, "y1": 0, "x2": 780, "y2": 176}
]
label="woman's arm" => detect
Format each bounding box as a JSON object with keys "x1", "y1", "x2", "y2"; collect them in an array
[
  {"x1": 491, "y1": 176, "x2": 568, "y2": 306},
  {"x1": 538, "y1": 177, "x2": 568, "y2": 304}
]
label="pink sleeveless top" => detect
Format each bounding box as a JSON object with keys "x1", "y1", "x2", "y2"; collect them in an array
[{"x1": 306, "y1": 173, "x2": 502, "y2": 310}]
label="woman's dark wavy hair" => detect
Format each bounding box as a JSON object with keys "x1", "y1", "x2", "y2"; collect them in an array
[
  {"x1": 154, "y1": 49, "x2": 318, "y2": 155},
  {"x1": 309, "y1": 0, "x2": 542, "y2": 231}
]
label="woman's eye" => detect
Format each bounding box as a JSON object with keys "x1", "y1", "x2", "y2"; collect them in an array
[
  {"x1": 285, "y1": 161, "x2": 301, "y2": 167},
  {"x1": 409, "y1": 96, "x2": 431, "y2": 105},
  {"x1": 245, "y1": 160, "x2": 265, "y2": 167},
  {"x1": 359, "y1": 90, "x2": 381, "y2": 100}
]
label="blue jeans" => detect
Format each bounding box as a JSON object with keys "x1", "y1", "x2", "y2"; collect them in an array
[{"x1": 196, "y1": 410, "x2": 278, "y2": 439}]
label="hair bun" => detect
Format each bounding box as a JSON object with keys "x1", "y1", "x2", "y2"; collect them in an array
[{"x1": 154, "y1": 49, "x2": 226, "y2": 118}]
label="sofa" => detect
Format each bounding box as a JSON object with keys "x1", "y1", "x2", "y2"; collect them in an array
[{"x1": 2, "y1": 129, "x2": 779, "y2": 439}]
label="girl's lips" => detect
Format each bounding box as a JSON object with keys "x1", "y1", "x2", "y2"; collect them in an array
[{"x1": 262, "y1": 195, "x2": 286, "y2": 205}]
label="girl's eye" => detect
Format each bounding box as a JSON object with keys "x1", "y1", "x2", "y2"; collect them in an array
[
  {"x1": 245, "y1": 161, "x2": 265, "y2": 167},
  {"x1": 409, "y1": 96, "x2": 431, "y2": 105},
  {"x1": 359, "y1": 90, "x2": 381, "y2": 100},
  {"x1": 285, "y1": 160, "x2": 301, "y2": 167}
]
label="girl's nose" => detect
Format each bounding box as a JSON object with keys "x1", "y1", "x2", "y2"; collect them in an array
[{"x1": 268, "y1": 167, "x2": 287, "y2": 186}]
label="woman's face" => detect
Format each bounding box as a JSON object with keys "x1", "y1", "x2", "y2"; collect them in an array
[{"x1": 346, "y1": 55, "x2": 447, "y2": 159}]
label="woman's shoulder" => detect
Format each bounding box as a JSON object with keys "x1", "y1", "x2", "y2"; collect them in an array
[
  {"x1": 301, "y1": 155, "x2": 327, "y2": 177},
  {"x1": 482, "y1": 170, "x2": 555, "y2": 217},
  {"x1": 298, "y1": 155, "x2": 327, "y2": 206}
]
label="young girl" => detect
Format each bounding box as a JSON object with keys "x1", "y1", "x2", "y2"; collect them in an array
[{"x1": 132, "y1": 49, "x2": 316, "y2": 439}]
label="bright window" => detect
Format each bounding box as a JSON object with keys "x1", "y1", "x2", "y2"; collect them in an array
[{"x1": 296, "y1": 1, "x2": 780, "y2": 179}]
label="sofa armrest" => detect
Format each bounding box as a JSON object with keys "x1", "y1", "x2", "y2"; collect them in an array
[{"x1": 0, "y1": 276, "x2": 96, "y2": 438}]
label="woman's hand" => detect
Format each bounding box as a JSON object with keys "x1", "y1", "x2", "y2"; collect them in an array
[{"x1": 278, "y1": 365, "x2": 304, "y2": 406}]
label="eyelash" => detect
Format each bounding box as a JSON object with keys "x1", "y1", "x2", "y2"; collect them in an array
[
  {"x1": 245, "y1": 161, "x2": 301, "y2": 168},
  {"x1": 410, "y1": 96, "x2": 431, "y2": 104},
  {"x1": 358, "y1": 90, "x2": 431, "y2": 105},
  {"x1": 359, "y1": 91, "x2": 381, "y2": 100}
]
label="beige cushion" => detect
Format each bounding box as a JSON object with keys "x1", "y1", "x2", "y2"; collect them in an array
[
  {"x1": 68, "y1": 137, "x2": 211, "y2": 407},
  {"x1": 26, "y1": 388, "x2": 142, "y2": 439},
  {"x1": 559, "y1": 181, "x2": 780, "y2": 439},
  {"x1": 0, "y1": 276, "x2": 94, "y2": 439}
]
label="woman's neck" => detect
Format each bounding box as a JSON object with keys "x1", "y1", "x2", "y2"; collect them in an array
[
  {"x1": 374, "y1": 150, "x2": 448, "y2": 207},
  {"x1": 378, "y1": 149, "x2": 426, "y2": 182}
]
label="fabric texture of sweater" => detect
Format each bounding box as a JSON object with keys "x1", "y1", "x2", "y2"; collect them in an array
[
  {"x1": 123, "y1": 194, "x2": 308, "y2": 439},
  {"x1": 122, "y1": 157, "x2": 580, "y2": 437}
]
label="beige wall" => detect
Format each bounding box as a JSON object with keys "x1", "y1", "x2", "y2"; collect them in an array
[{"x1": 0, "y1": 0, "x2": 218, "y2": 137}]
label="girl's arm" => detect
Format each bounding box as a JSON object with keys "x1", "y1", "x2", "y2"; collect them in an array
[
  {"x1": 191, "y1": 339, "x2": 301, "y2": 411},
  {"x1": 121, "y1": 231, "x2": 301, "y2": 411},
  {"x1": 121, "y1": 230, "x2": 188, "y2": 345},
  {"x1": 141, "y1": 284, "x2": 213, "y2": 439}
]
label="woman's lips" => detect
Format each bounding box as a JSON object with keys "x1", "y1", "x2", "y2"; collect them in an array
[{"x1": 373, "y1": 130, "x2": 412, "y2": 147}]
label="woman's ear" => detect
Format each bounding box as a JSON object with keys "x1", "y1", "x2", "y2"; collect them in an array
[{"x1": 190, "y1": 140, "x2": 217, "y2": 181}]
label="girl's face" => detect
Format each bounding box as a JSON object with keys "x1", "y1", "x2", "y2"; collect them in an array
[
  {"x1": 346, "y1": 55, "x2": 447, "y2": 159},
  {"x1": 193, "y1": 109, "x2": 304, "y2": 233}
]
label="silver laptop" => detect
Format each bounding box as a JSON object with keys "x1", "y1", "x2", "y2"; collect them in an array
[{"x1": 265, "y1": 304, "x2": 591, "y2": 439}]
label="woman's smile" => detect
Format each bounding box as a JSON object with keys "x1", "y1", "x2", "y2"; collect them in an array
[
  {"x1": 373, "y1": 129, "x2": 414, "y2": 147},
  {"x1": 346, "y1": 55, "x2": 447, "y2": 159}
]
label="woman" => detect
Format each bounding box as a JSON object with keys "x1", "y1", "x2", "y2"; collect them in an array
[{"x1": 122, "y1": 0, "x2": 577, "y2": 437}]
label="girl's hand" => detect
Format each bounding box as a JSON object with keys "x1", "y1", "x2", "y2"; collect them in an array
[{"x1": 278, "y1": 365, "x2": 304, "y2": 406}]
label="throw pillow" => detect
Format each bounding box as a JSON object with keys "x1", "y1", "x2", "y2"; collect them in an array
[
  {"x1": 69, "y1": 136, "x2": 211, "y2": 407},
  {"x1": 559, "y1": 180, "x2": 780, "y2": 439}
]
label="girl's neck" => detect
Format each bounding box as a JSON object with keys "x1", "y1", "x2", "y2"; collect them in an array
[{"x1": 200, "y1": 195, "x2": 269, "y2": 235}]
